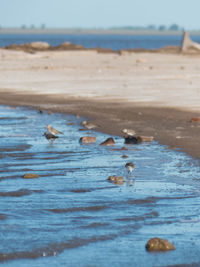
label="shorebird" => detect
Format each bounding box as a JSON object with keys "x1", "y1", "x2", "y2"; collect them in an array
[
  {"x1": 44, "y1": 132, "x2": 59, "y2": 142},
  {"x1": 125, "y1": 162, "x2": 135, "y2": 175},
  {"x1": 46, "y1": 124, "x2": 63, "y2": 135},
  {"x1": 81, "y1": 120, "x2": 97, "y2": 129},
  {"x1": 122, "y1": 128, "x2": 136, "y2": 136}
]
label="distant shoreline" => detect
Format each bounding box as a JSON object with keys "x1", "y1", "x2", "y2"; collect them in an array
[{"x1": 1, "y1": 28, "x2": 200, "y2": 36}]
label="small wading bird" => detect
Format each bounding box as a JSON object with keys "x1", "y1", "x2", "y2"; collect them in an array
[
  {"x1": 44, "y1": 132, "x2": 59, "y2": 143},
  {"x1": 125, "y1": 162, "x2": 135, "y2": 175},
  {"x1": 122, "y1": 128, "x2": 136, "y2": 136},
  {"x1": 46, "y1": 124, "x2": 63, "y2": 135},
  {"x1": 81, "y1": 120, "x2": 97, "y2": 129}
]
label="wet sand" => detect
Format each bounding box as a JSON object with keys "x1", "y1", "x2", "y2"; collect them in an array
[{"x1": 0, "y1": 48, "x2": 200, "y2": 159}]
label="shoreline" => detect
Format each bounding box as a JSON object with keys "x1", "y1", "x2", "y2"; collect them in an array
[
  {"x1": 0, "y1": 91, "x2": 199, "y2": 160},
  {"x1": 0, "y1": 48, "x2": 200, "y2": 160}
]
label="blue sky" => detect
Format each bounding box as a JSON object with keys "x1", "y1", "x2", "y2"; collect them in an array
[{"x1": 0, "y1": 0, "x2": 199, "y2": 29}]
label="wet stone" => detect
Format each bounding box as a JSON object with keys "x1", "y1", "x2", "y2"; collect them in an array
[
  {"x1": 79, "y1": 136, "x2": 96, "y2": 144},
  {"x1": 124, "y1": 135, "x2": 142, "y2": 144},
  {"x1": 108, "y1": 175, "x2": 124, "y2": 185},
  {"x1": 100, "y1": 137, "x2": 115, "y2": 146},
  {"x1": 190, "y1": 117, "x2": 200, "y2": 123},
  {"x1": 139, "y1": 136, "x2": 154, "y2": 142},
  {"x1": 122, "y1": 155, "x2": 128, "y2": 158},
  {"x1": 145, "y1": 238, "x2": 175, "y2": 252},
  {"x1": 23, "y1": 173, "x2": 39, "y2": 179}
]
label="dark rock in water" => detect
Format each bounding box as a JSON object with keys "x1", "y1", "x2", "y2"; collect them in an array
[
  {"x1": 79, "y1": 136, "x2": 96, "y2": 144},
  {"x1": 79, "y1": 128, "x2": 88, "y2": 131},
  {"x1": 23, "y1": 173, "x2": 39, "y2": 179},
  {"x1": 108, "y1": 175, "x2": 124, "y2": 185},
  {"x1": 122, "y1": 155, "x2": 128, "y2": 158},
  {"x1": 124, "y1": 135, "x2": 142, "y2": 144},
  {"x1": 100, "y1": 137, "x2": 115, "y2": 146},
  {"x1": 145, "y1": 238, "x2": 175, "y2": 252}
]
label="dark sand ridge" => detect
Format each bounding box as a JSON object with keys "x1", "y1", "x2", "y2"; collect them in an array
[{"x1": 0, "y1": 49, "x2": 200, "y2": 159}]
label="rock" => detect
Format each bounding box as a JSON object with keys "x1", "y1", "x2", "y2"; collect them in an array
[
  {"x1": 139, "y1": 136, "x2": 154, "y2": 142},
  {"x1": 145, "y1": 238, "x2": 175, "y2": 252},
  {"x1": 23, "y1": 173, "x2": 39, "y2": 179},
  {"x1": 190, "y1": 117, "x2": 200, "y2": 122},
  {"x1": 100, "y1": 137, "x2": 115, "y2": 146},
  {"x1": 79, "y1": 136, "x2": 96, "y2": 144},
  {"x1": 124, "y1": 135, "x2": 142, "y2": 144},
  {"x1": 29, "y1": 42, "x2": 50, "y2": 50},
  {"x1": 78, "y1": 128, "x2": 88, "y2": 131},
  {"x1": 108, "y1": 176, "x2": 124, "y2": 185},
  {"x1": 60, "y1": 41, "x2": 73, "y2": 47},
  {"x1": 58, "y1": 42, "x2": 84, "y2": 50},
  {"x1": 122, "y1": 155, "x2": 128, "y2": 158}
]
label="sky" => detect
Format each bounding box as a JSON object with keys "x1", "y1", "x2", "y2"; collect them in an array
[{"x1": 0, "y1": 0, "x2": 199, "y2": 30}]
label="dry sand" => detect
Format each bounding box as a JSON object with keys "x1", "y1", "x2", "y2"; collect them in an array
[{"x1": 0, "y1": 48, "x2": 200, "y2": 158}]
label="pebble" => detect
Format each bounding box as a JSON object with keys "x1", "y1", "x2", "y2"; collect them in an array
[
  {"x1": 139, "y1": 135, "x2": 154, "y2": 142},
  {"x1": 23, "y1": 173, "x2": 39, "y2": 179},
  {"x1": 108, "y1": 175, "x2": 124, "y2": 185},
  {"x1": 79, "y1": 136, "x2": 96, "y2": 144}
]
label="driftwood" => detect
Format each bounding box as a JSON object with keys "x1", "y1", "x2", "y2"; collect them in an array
[{"x1": 181, "y1": 31, "x2": 200, "y2": 52}]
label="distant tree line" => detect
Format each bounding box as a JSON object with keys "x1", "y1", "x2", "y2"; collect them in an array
[
  {"x1": 110, "y1": 24, "x2": 184, "y2": 31},
  {"x1": 21, "y1": 24, "x2": 46, "y2": 29}
]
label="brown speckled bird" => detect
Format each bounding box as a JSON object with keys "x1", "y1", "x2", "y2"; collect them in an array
[{"x1": 46, "y1": 124, "x2": 63, "y2": 135}]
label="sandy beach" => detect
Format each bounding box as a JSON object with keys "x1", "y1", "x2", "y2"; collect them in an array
[{"x1": 0, "y1": 48, "x2": 200, "y2": 158}]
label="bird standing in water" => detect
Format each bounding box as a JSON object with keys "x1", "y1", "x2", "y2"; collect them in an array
[
  {"x1": 125, "y1": 162, "x2": 135, "y2": 175},
  {"x1": 46, "y1": 124, "x2": 63, "y2": 135},
  {"x1": 44, "y1": 132, "x2": 59, "y2": 143}
]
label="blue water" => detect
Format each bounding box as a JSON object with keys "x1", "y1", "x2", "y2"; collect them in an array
[
  {"x1": 1, "y1": 33, "x2": 200, "y2": 50},
  {"x1": 1, "y1": 105, "x2": 200, "y2": 266}
]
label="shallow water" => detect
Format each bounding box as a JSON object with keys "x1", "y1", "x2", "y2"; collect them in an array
[
  {"x1": 1, "y1": 33, "x2": 200, "y2": 50},
  {"x1": 0, "y1": 105, "x2": 200, "y2": 267}
]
